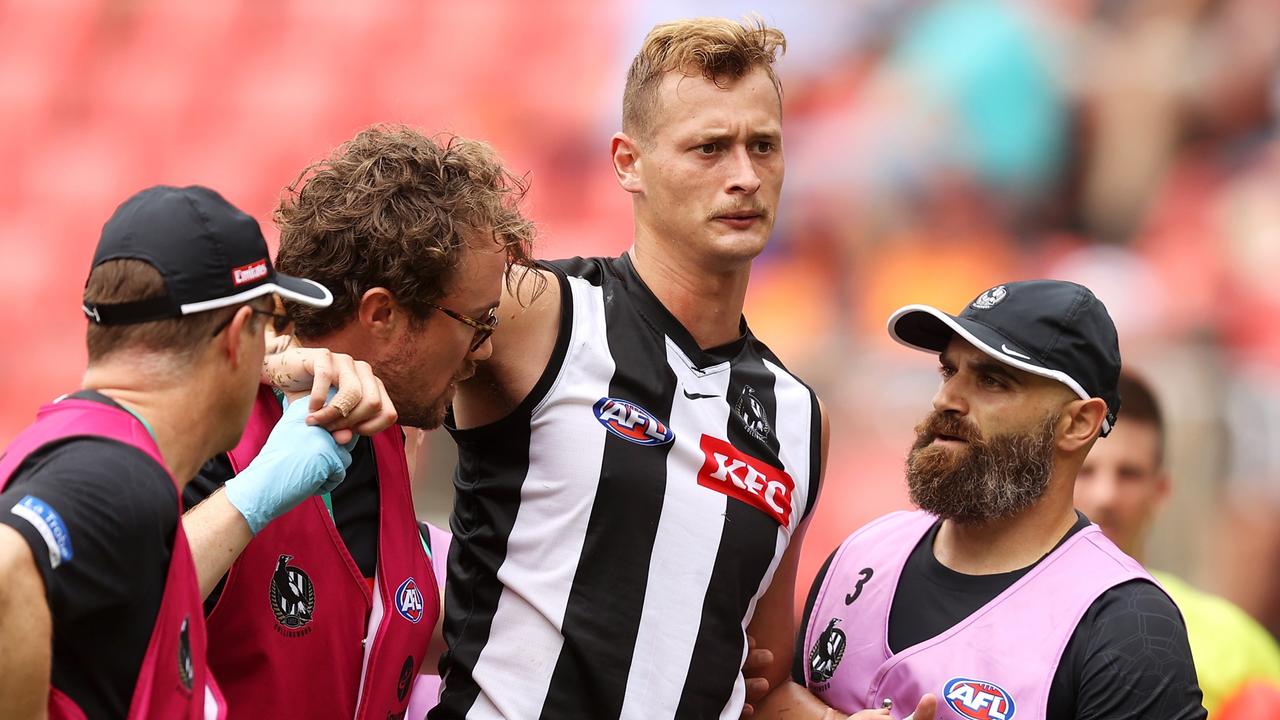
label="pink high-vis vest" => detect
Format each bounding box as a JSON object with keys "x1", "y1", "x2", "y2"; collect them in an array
[
  {"x1": 206, "y1": 385, "x2": 438, "y2": 719},
  {"x1": 406, "y1": 523, "x2": 452, "y2": 717},
  {"x1": 0, "y1": 397, "x2": 226, "y2": 720},
  {"x1": 804, "y1": 510, "x2": 1155, "y2": 720}
]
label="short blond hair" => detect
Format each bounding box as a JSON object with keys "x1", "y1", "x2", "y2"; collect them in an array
[{"x1": 622, "y1": 16, "x2": 786, "y2": 138}]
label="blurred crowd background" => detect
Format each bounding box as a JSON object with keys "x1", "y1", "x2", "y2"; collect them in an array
[{"x1": 2, "y1": 0, "x2": 1279, "y2": 645}]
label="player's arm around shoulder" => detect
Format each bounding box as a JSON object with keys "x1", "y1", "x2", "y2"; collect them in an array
[
  {"x1": 454, "y1": 265, "x2": 561, "y2": 429},
  {"x1": 0, "y1": 524, "x2": 51, "y2": 718}
]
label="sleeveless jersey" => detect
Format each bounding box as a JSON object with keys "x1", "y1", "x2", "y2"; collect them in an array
[
  {"x1": 0, "y1": 397, "x2": 225, "y2": 719},
  {"x1": 803, "y1": 511, "x2": 1157, "y2": 719},
  {"x1": 205, "y1": 385, "x2": 438, "y2": 719},
  {"x1": 439, "y1": 254, "x2": 822, "y2": 720}
]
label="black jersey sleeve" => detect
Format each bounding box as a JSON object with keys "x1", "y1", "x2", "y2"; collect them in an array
[
  {"x1": 0, "y1": 438, "x2": 175, "y2": 621},
  {"x1": 792, "y1": 548, "x2": 838, "y2": 684},
  {"x1": 183, "y1": 452, "x2": 234, "y2": 511},
  {"x1": 1049, "y1": 579, "x2": 1206, "y2": 720}
]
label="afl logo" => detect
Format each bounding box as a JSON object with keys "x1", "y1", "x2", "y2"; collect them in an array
[
  {"x1": 807, "y1": 618, "x2": 846, "y2": 683},
  {"x1": 396, "y1": 577, "x2": 425, "y2": 624},
  {"x1": 944, "y1": 678, "x2": 1016, "y2": 720},
  {"x1": 971, "y1": 285, "x2": 1008, "y2": 310},
  {"x1": 593, "y1": 397, "x2": 675, "y2": 446}
]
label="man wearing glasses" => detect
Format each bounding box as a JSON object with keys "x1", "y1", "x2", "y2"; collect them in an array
[{"x1": 179, "y1": 126, "x2": 536, "y2": 720}]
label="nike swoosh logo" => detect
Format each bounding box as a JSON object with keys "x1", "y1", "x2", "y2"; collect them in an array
[
  {"x1": 1000, "y1": 344, "x2": 1031, "y2": 360},
  {"x1": 682, "y1": 389, "x2": 719, "y2": 400}
]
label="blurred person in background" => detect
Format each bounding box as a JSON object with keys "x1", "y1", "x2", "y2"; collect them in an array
[
  {"x1": 181, "y1": 126, "x2": 536, "y2": 720},
  {"x1": 1074, "y1": 371, "x2": 1280, "y2": 716},
  {"x1": 442, "y1": 16, "x2": 860, "y2": 720},
  {"x1": 763, "y1": 280, "x2": 1204, "y2": 720},
  {"x1": 0, "y1": 185, "x2": 349, "y2": 719}
]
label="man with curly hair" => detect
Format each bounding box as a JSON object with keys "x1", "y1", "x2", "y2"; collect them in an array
[{"x1": 180, "y1": 125, "x2": 535, "y2": 720}]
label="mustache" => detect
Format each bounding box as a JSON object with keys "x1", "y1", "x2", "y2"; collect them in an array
[
  {"x1": 913, "y1": 411, "x2": 984, "y2": 448},
  {"x1": 707, "y1": 202, "x2": 769, "y2": 222}
]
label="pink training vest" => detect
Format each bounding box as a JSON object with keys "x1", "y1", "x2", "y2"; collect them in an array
[
  {"x1": 206, "y1": 385, "x2": 438, "y2": 719},
  {"x1": 804, "y1": 510, "x2": 1155, "y2": 720},
  {"x1": 406, "y1": 523, "x2": 452, "y2": 717},
  {"x1": 0, "y1": 397, "x2": 226, "y2": 720}
]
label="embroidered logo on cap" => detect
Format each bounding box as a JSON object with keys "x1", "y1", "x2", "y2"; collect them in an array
[
  {"x1": 232, "y1": 259, "x2": 269, "y2": 286},
  {"x1": 971, "y1": 285, "x2": 1008, "y2": 310}
]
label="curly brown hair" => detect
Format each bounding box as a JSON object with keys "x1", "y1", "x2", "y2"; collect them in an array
[
  {"x1": 623, "y1": 16, "x2": 786, "y2": 139},
  {"x1": 274, "y1": 125, "x2": 537, "y2": 339}
]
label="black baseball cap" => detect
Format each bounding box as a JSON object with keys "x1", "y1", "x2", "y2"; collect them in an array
[
  {"x1": 887, "y1": 280, "x2": 1122, "y2": 436},
  {"x1": 83, "y1": 185, "x2": 332, "y2": 325}
]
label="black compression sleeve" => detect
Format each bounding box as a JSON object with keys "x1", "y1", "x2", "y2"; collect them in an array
[
  {"x1": 183, "y1": 452, "x2": 234, "y2": 511},
  {"x1": 1049, "y1": 579, "x2": 1206, "y2": 720}
]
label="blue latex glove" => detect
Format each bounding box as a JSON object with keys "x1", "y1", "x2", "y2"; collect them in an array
[{"x1": 224, "y1": 395, "x2": 353, "y2": 534}]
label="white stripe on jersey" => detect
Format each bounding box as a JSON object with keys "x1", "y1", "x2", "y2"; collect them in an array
[
  {"x1": 464, "y1": 277, "x2": 613, "y2": 720},
  {"x1": 617, "y1": 338, "x2": 735, "y2": 719}
]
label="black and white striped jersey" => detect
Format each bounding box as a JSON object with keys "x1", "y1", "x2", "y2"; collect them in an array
[{"x1": 436, "y1": 254, "x2": 822, "y2": 720}]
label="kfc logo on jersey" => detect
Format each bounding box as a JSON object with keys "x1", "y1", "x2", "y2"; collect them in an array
[
  {"x1": 395, "y1": 578, "x2": 425, "y2": 624},
  {"x1": 943, "y1": 678, "x2": 1016, "y2": 720},
  {"x1": 593, "y1": 397, "x2": 675, "y2": 446},
  {"x1": 231, "y1": 259, "x2": 269, "y2": 286},
  {"x1": 697, "y1": 434, "x2": 794, "y2": 526}
]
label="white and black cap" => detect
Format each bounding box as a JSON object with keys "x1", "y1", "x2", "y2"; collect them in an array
[
  {"x1": 887, "y1": 280, "x2": 1122, "y2": 436},
  {"x1": 83, "y1": 185, "x2": 332, "y2": 325}
]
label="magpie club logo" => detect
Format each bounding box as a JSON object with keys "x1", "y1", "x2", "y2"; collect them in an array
[
  {"x1": 269, "y1": 554, "x2": 315, "y2": 634},
  {"x1": 971, "y1": 285, "x2": 1008, "y2": 310}
]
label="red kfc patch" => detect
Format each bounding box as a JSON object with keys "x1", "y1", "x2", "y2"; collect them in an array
[{"x1": 697, "y1": 435, "x2": 794, "y2": 527}]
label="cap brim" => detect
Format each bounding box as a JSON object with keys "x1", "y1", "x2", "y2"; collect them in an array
[
  {"x1": 886, "y1": 304, "x2": 1110, "y2": 433},
  {"x1": 273, "y1": 274, "x2": 332, "y2": 308},
  {"x1": 177, "y1": 275, "x2": 333, "y2": 315}
]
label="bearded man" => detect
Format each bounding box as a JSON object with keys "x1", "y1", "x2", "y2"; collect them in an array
[{"x1": 758, "y1": 280, "x2": 1206, "y2": 720}]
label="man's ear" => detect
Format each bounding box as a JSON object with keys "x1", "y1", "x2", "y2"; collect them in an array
[
  {"x1": 220, "y1": 305, "x2": 257, "y2": 369},
  {"x1": 1058, "y1": 397, "x2": 1107, "y2": 453},
  {"x1": 358, "y1": 287, "x2": 401, "y2": 338},
  {"x1": 611, "y1": 132, "x2": 644, "y2": 194}
]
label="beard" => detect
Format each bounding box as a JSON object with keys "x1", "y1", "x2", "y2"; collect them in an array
[
  {"x1": 378, "y1": 350, "x2": 476, "y2": 431},
  {"x1": 906, "y1": 410, "x2": 1057, "y2": 524}
]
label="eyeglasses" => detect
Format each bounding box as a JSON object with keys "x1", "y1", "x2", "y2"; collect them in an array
[
  {"x1": 425, "y1": 301, "x2": 499, "y2": 352},
  {"x1": 210, "y1": 306, "x2": 292, "y2": 337}
]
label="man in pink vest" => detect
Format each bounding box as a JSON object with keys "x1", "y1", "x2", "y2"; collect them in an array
[
  {"x1": 0, "y1": 186, "x2": 351, "y2": 718},
  {"x1": 180, "y1": 126, "x2": 537, "y2": 719},
  {"x1": 760, "y1": 280, "x2": 1206, "y2": 719}
]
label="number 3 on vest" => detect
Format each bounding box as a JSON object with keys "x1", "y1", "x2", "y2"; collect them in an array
[{"x1": 845, "y1": 567, "x2": 874, "y2": 605}]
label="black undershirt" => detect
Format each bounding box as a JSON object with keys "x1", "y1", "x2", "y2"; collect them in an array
[
  {"x1": 794, "y1": 513, "x2": 1206, "y2": 719},
  {"x1": 183, "y1": 435, "x2": 382, "y2": 610},
  {"x1": 0, "y1": 391, "x2": 176, "y2": 720}
]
